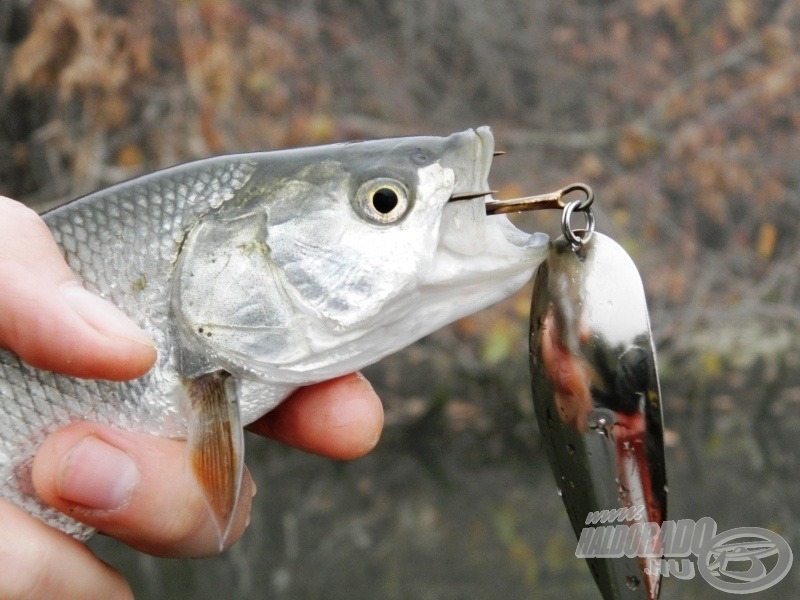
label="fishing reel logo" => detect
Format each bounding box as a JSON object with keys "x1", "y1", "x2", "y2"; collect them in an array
[{"x1": 576, "y1": 511, "x2": 793, "y2": 594}]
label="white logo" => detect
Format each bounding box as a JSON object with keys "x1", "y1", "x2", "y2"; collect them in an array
[{"x1": 576, "y1": 511, "x2": 793, "y2": 594}]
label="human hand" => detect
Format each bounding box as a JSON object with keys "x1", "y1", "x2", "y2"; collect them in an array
[{"x1": 0, "y1": 197, "x2": 384, "y2": 599}]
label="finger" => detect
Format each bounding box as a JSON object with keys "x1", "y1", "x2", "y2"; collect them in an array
[
  {"x1": 0, "y1": 197, "x2": 156, "y2": 380},
  {"x1": 31, "y1": 422, "x2": 255, "y2": 558},
  {"x1": 0, "y1": 499, "x2": 132, "y2": 600},
  {"x1": 247, "y1": 373, "x2": 384, "y2": 460}
]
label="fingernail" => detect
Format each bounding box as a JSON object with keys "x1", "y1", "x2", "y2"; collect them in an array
[
  {"x1": 57, "y1": 436, "x2": 139, "y2": 510},
  {"x1": 61, "y1": 283, "x2": 155, "y2": 348}
]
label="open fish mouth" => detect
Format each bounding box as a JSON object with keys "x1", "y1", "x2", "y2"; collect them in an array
[{"x1": 423, "y1": 126, "x2": 549, "y2": 288}]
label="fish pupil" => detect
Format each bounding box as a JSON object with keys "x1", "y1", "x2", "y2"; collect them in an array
[{"x1": 372, "y1": 188, "x2": 398, "y2": 214}]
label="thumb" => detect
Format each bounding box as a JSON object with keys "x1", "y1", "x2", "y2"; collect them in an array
[{"x1": 0, "y1": 197, "x2": 156, "y2": 380}]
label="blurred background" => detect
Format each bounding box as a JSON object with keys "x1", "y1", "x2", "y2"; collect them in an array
[{"x1": 2, "y1": 0, "x2": 800, "y2": 598}]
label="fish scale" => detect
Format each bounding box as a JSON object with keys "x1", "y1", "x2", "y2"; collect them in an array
[{"x1": 0, "y1": 158, "x2": 257, "y2": 539}]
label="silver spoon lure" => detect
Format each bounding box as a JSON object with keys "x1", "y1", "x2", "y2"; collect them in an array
[{"x1": 453, "y1": 183, "x2": 667, "y2": 600}]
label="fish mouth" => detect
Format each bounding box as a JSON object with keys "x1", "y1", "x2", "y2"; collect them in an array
[{"x1": 422, "y1": 126, "x2": 548, "y2": 288}]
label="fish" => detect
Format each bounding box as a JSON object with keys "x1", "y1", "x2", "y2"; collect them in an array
[{"x1": 0, "y1": 126, "x2": 549, "y2": 546}]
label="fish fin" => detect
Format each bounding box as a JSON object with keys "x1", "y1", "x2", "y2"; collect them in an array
[{"x1": 183, "y1": 371, "x2": 244, "y2": 551}]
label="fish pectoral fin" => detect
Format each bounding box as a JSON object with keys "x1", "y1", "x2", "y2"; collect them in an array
[{"x1": 183, "y1": 371, "x2": 244, "y2": 551}]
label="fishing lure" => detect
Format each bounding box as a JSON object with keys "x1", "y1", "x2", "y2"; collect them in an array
[
  {"x1": 527, "y1": 193, "x2": 667, "y2": 600},
  {"x1": 457, "y1": 181, "x2": 668, "y2": 598}
]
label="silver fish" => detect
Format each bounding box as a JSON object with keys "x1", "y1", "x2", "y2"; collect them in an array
[{"x1": 0, "y1": 127, "x2": 548, "y2": 544}]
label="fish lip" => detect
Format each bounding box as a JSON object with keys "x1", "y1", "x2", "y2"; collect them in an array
[
  {"x1": 441, "y1": 126, "x2": 494, "y2": 198},
  {"x1": 455, "y1": 125, "x2": 494, "y2": 199},
  {"x1": 473, "y1": 126, "x2": 494, "y2": 195},
  {"x1": 473, "y1": 127, "x2": 548, "y2": 257},
  {"x1": 472, "y1": 127, "x2": 541, "y2": 252},
  {"x1": 434, "y1": 126, "x2": 546, "y2": 273}
]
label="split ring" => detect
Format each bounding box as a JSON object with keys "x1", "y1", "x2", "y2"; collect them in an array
[{"x1": 561, "y1": 201, "x2": 595, "y2": 250}]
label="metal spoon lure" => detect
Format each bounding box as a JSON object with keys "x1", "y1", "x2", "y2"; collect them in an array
[
  {"x1": 529, "y1": 191, "x2": 666, "y2": 600},
  {"x1": 452, "y1": 183, "x2": 668, "y2": 598}
]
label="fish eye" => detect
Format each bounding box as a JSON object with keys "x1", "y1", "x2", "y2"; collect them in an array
[{"x1": 355, "y1": 178, "x2": 410, "y2": 224}]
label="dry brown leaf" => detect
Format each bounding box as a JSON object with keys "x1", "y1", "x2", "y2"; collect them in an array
[
  {"x1": 115, "y1": 143, "x2": 144, "y2": 168},
  {"x1": 579, "y1": 153, "x2": 604, "y2": 179},
  {"x1": 756, "y1": 222, "x2": 778, "y2": 260},
  {"x1": 617, "y1": 126, "x2": 659, "y2": 165},
  {"x1": 727, "y1": 0, "x2": 756, "y2": 33},
  {"x1": 698, "y1": 190, "x2": 728, "y2": 225},
  {"x1": 6, "y1": 3, "x2": 77, "y2": 92}
]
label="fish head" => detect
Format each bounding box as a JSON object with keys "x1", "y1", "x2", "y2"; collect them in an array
[{"x1": 173, "y1": 127, "x2": 548, "y2": 384}]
